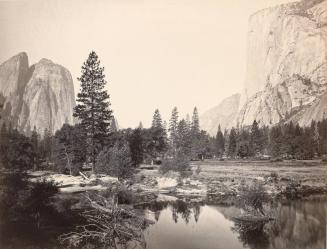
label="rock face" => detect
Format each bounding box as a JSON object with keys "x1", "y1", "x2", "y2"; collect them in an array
[
  {"x1": 200, "y1": 94, "x2": 240, "y2": 135},
  {"x1": 0, "y1": 52, "x2": 75, "y2": 135},
  {"x1": 202, "y1": 0, "x2": 327, "y2": 132},
  {"x1": 238, "y1": 0, "x2": 327, "y2": 127}
]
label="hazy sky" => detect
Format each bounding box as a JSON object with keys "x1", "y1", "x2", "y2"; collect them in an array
[{"x1": 0, "y1": 0, "x2": 294, "y2": 128}]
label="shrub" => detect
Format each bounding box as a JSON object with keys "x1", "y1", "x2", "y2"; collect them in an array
[
  {"x1": 238, "y1": 181, "x2": 269, "y2": 216},
  {"x1": 160, "y1": 151, "x2": 191, "y2": 177},
  {"x1": 269, "y1": 172, "x2": 278, "y2": 182},
  {"x1": 95, "y1": 142, "x2": 134, "y2": 180}
]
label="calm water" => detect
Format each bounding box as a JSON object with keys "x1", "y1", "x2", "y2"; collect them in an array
[
  {"x1": 0, "y1": 196, "x2": 326, "y2": 249},
  {"x1": 143, "y1": 199, "x2": 327, "y2": 249}
]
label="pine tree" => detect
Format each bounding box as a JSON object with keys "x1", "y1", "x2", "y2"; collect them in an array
[
  {"x1": 150, "y1": 109, "x2": 168, "y2": 158},
  {"x1": 228, "y1": 128, "x2": 237, "y2": 158},
  {"x1": 190, "y1": 107, "x2": 201, "y2": 159},
  {"x1": 215, "y1": 125, "x2": 225, "y2": 157},
  {"x1": 73, "y1": 51, "x2": 113, "y2": 170},
  {"x1": 129, "y1": 128, "x2": 144, "y2": 167},
  {"x1": 269, "y1": 126, "x2": 283, "y2": 157},
  {"x1": 138, "y1": 122, "x2": 143, "y2": 129},
  {"x1": 250, "y1": 120, "x2": 262, "y2": 156},
  {"x1": 152, "y1": 109, "x2": 163, "y2": 129},
  {"x1": 191, "y1": 107, "x2": 200, "y2": 135},
  {"x1": 169, "y1": 107, "x2": 179, "y2": 152},
  {"x1": 176, "y1": 119, "x2": 192, "y2": 155}
]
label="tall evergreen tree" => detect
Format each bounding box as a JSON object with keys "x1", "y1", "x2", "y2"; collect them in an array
[
  {"x1": 73, "y1": 51, "x2": 113, "y2": 170},
  {"x1": 176, "y1": 119, "x2": 192, "y2": 155},
  {"x1": 152, "y1": 109, "x2": 163, "y2": 129},
  {"x1": 169, "y1": 107, "x2": 179, "y2": 152},
  {"x1": 129, "y1": 128, "x2": 144, "y2": 167},
  {"x1": 150, "y1": 109, "x2": 168, "y2": 158},
  {"x1": 250, "y1": 120, "x2": 262, "y2": 156},
  {"x1": 228, "y1": 128, "x2": 237, "y2": 158},
  {"x1": 215, "y1": 125, "x2": 225, "y2": 157},
  {"x1": 191, "y1": 107, "x2": 200, "y2": 135}
]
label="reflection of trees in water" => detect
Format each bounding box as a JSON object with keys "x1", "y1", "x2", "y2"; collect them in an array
[
  {"x1": 232, "y1": 200, "x2": 327, "y2": 249},
  {"x1": 139, "y1": 200, "x2": 169, "y2": 222},
  {"x1": 171, "y1": 200, "x2": 192, "y2": 223},
  {"x1": 267, "y1": 200, "x2": 326, "y2": 249},
  {"x1": 193, "y1": 205, "x2": 201, "y2": 222},
  {"x1": 141, "y1": 199, "x2": 203, "y2": 224}
]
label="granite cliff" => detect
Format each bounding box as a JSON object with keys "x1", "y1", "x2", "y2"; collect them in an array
[
  {"x1": 202, "y1": 0, "x2": 327, "y2": 134},
  {"x1": 0, "y1": 52, "x2": 76, "y2": 135},
  {"x1": 238, "y1": 0, "x2": 327, "y2": 127}
]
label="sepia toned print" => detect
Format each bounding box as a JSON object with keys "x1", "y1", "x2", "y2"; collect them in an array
[{"x1": 0, "y1": 0, "x2": 326, "y2": 249}]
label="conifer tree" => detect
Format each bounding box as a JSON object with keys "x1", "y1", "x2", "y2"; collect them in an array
[
  {"x1": 138, "y1": 122, "x2": 143, "y2": 129},
  {"x1": 215, "y1": 125, "x2": 225, "y2": 157},
  {"x1": 250, "y1": 120, "x2": 262, "y2": 156},
  {"x1": 150, "y1": 109, "x2": 168, "y2": 158},
  {"x1": 73, "y1": 51, "x2": 113, "y2": 170},
  {"x1": 190, "y1": 107, "x2": 201, "y2": 158},
  {"x1": 176, "y1": 119, "x2": 192, "y2": 155},
  {"x1": 152, "y1": 109, "x2": 163, "y2": 129},
  {"x1": 228, "y1": 128, "x2": 237, "y2": 158},
  {"x1": 169, "y1": 107, "x2": 179, "y2": 152},
  {"x1": 129, "y1": 128, "x2": 144, "y2": 167},
  {"x1": 191, "y1": 107, "x2": 200, "y2": 135}
]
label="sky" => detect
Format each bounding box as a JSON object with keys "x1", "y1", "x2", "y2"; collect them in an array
[{"x1": 0, "y1": 0, "x2": 295, "y2": 128}]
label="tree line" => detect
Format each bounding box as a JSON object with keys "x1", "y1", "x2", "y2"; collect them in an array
[
  {"x1": 1, "y1": 51, "x2": 327, "y2": 179},
  {"x1": 213, "y1": 119, "x2": 327, "y2": 160}
]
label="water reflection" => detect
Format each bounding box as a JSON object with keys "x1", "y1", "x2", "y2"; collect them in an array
[
  {"x1": 268, "y1": 200, "x2": 326, "y2": 249},
  {"x1": 143, "y1": 198, "x2": 326, "y2": 249}
]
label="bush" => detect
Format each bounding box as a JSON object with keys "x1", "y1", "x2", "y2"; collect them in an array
[
  {"x1": 160, "y1": 151, "x2": 191, "y2": 177},
  {"x1": 95, "y1": 142, "x2": 133, "y2": 180},
  {"x1": 269, "y1": 172, "x2": 278, "y2": 182},
  {"x1": 238, "y1": 181, "x2": 269, "y2": 216}
]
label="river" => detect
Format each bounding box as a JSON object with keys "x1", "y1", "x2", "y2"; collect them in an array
[{"x1": 0, "y1": 195, "x2": 326, "y2": 249}]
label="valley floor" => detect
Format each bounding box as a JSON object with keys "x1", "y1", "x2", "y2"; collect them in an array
[
  {"x1": 28, "y1": 159, "x2": 327, "y2": 202},
  {"x1": 136, "y1": 159, "x2": 327, "y2": 202}
]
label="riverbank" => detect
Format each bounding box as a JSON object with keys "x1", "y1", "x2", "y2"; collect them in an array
[
  {"x1": 135, "y1": 159, "x2": 327, "y2": 203},
  {"x1": 26, "y1": 159, "x2": 327, "y2": 202}
]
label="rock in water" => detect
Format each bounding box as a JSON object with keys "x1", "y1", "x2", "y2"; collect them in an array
[
  {"x1": 237, "y1": 0, "x2": 327, "y2": 127},
  {"x1": 0, "y1": 52, "x2": 75, "y2": 135}
]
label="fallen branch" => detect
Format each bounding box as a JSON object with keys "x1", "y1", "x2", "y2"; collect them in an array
[
  {"x1": 79, "y1": 171, "x2": 89, "y2": 180},
  {"x1": 59, "y1": 193, "x2": 150, "y2": 249}
]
